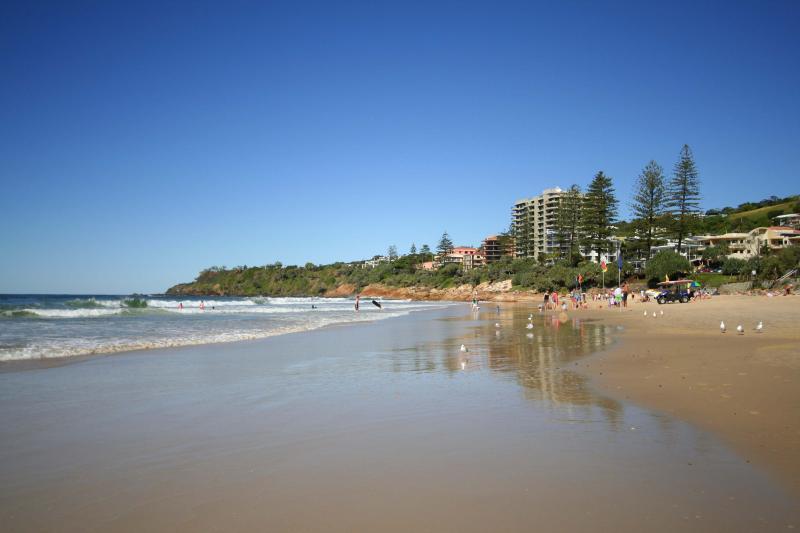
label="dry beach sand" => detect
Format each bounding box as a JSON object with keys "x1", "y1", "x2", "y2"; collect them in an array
[{"x1": 577, "y1": 294, "x2": 800, "y2": 496}]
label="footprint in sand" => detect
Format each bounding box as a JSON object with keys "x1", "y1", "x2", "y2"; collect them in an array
[{"x1": 748, "y1": 410, "x2": 760, "y2": 415}]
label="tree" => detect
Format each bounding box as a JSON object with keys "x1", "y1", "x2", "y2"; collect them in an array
[
  {"x1": 409, "y1": 243, "x2": 417, "y2": 255},
  {"x1": 667, "y1": 144, "x2": 701, "y2": 253},
  {"x1": 437, "y1": 232, "x2": 454, "y2": 256},
  {"x1": 631, "y1": 160, "x2": 666, "y2": 258},
  {"x1": 721, "y1": 257, "x2": 746, "y2": 276},
  {"x1": 513, "y1": 206, "x2": 531, "y2": 258},
  {"x1": 644, "y1": 251, "x2": 691, "y2": 284},
  {"x1": 387, "y1": 245, "x2": 398, "y2": 261},
  {"x1": 555, "y1": 184, "x2": 583, "y2": 265},
  {"x1": 701, "y1": 242, "x2": 729, "y2": 266},
  {"x1": 420, "y1": 244, "x2": 431, "y2": 254},
  {"x1": 581, "y1": 171, "x2": 618, "y2": 261}
]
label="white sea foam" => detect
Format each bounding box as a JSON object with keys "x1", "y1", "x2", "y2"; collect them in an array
[
  {"x1": 17, "y1": 297, "x2": 425, "y2": 318},
  {"x1": 21, "y1": 308, "x2": 127, "y2": 318},
  {"x1": 0, "y1": 300, "x2": 453, "y2": 362},
  {"x1": 146, "y1": 298, "x2": 258, "y2": 308}
]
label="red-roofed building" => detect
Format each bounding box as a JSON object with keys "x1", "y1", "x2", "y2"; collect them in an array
[{"x1": 439, "y1": 246, "x2": 485, "y2": 270}]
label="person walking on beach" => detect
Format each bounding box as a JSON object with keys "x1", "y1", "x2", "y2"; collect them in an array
[
  {"x1": 355, "y1": 295, "x2": 360, "y2": 312},
  {"x1": 543, "y1": 292, "x2": 550, "y2": 310},
  {"x1": 622, "y1": 282, "x2": 629, "y2": 308}
]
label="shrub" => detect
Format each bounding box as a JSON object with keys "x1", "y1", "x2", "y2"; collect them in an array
[
  {"x1": 645, "y1": 251, "x2": 690, "y2": 285},
  {"x1": 721, "y1": 257, "x2": 747, "y2": 276}
]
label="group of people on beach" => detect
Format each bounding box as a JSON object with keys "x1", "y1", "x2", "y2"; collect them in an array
[{"x1": 537, "y1": 282, "x2": 641, "y2": 311}]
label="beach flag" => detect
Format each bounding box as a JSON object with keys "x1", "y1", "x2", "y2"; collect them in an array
[
  {"x1": 617, "y1": 252, "x2": 623, "y2": 270},
  {"x1": 600, "y1": 261, "x2": 607, "y2": 272}
]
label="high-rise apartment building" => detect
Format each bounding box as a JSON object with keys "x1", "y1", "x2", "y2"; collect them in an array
[{"x1": 512, "y1": 187, "x2": 566, "y2": 260}]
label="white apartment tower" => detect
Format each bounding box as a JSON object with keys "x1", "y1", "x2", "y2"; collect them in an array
[{"x1": 512, "y1": 187, "x2": 566, "y2": 260}]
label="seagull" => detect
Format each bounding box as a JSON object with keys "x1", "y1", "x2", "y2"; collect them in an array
[
  {"x1": 660, "y1": 310, "x2": 664, "y2": 316},
  {"x1": 643, "y1": 310, "x2": 648, "y2": 316},
  {"x1": 736, "y1": 324, "x2": 744, "y2": 335},
  {"x1": 526, "y1": 333, "x2": 534, "y2": 339},
  {"x1": 528, "y1": 314, "x2": 533, "y2": 320},
  {"x1": 495, "y1": 322, "x2": 501, "y2": 328},
  {"x1": 526, "y1": 323, "x2": 534, "y2": 329},
  {"x1": 460, "y1": 344, "x2": 468, "y2": 352},
  {"x1": 652, "y1": 312, "x2": 657, "y2": 318},
  {"x1": 755, "y1": 321, "x2": 763, "y2": 333},
  {"x1": 720, "y1": 321, "x2": 726, "y2": 333}
]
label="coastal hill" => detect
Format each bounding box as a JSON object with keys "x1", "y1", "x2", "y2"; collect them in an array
[
  {"x1": 165, "y1": 260, "x2": 521, "y2": 301},
  {"x1": 166, "y1": 195, "x2": 799, "y2": 299}
]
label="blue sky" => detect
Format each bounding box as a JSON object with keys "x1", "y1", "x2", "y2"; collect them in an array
[{"x1": 2, "y1": 1, "x2": 798, "y2": 293}]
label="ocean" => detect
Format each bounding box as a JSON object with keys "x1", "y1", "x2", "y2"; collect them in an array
[{"x1": 0, "y1": 294, "x2": 452, "y2": 362}]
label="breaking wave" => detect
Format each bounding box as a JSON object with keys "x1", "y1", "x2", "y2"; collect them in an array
[{"x1": 0, "y1": 295, "x2": 453, "y2": 362}]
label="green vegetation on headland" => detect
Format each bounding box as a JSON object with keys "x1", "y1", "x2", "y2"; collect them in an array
[{"x1": 167, "y1": 243, "x2": 800, "y2": 297}]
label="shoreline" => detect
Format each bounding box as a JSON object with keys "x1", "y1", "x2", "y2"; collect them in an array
[
  {"x1": 564, "y1": 294, "x2": 800, "y2": 496},
  {"x1": 0, "y1": 300, "x2": 457, "y2": 371}
]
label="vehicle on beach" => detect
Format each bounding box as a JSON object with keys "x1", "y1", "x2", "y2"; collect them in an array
[
  {"x1": 644, "y1": 288, "x2": 662, "y2": 300},
  {"x1": 655, "y1": 280, "x2": 695, "y2": 304}
]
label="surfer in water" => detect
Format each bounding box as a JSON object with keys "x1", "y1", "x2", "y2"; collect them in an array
[{"x1": 371, "y1": 299, "x2": 382, "y2": 310}]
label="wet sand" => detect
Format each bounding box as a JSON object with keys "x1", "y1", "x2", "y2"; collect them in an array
[
  {"x1": 576, "y1": 294, "x2": 800, "y2": 496},
  {"x1": 1, "y1": 304, "x2": 798, "y2": 531}
]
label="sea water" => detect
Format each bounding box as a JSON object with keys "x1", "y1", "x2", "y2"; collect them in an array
[{"x1": 0, "y1": 294, "x2": 451, "y2": 361}]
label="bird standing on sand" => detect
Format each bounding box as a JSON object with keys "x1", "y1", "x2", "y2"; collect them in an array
[
  {"x1": 652, "y1": 312, "x2": 657, "y2": 318},
  {"x1": 643, "y1": 310, "x2": 647, "y2": 316},
  {"x1": 720, "y1": 321, "x2": 726, "y2": 333},
  {"x1": 736, "y1": 324, "x2": 744, "y2": 335},
  {"x1": 526, "y1": 322, "x2": 534, "y2": 330},
  {"x1": 660, "y1": 310, "x2": 664, "y2": 316},
  {"x1": 460, "y1": 344, "x2": 468, "y2": 352},
  {"x1": 756, "y1": 321, "x2": 763, "y2": 333},
  {"x1": 495, "y1": 323, "x2": 500, "y2": 328}
]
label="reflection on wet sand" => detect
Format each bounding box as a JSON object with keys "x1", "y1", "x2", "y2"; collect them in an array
[{"x1": 392, "y1": 305, "x2": 622, "y2": 426}]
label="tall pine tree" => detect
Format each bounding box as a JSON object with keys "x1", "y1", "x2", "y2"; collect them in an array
[
  {"x1": 409, "y1": 243, "x2": 417, "y2": 255},
  {"x1": 437, "y1": 232, "x2": 454, "y2": 256},
  {"x1": 667, "y1": 145, "x2": 701, "y2": 253},
  {"x1": 581, "y1": 171, "x2": 618, "y2": 261},
  {"x1": 631, "y1": 160, "x2": 666, "y2": 258},
  {"x1": 555, "y1": 184, "x2": 583, "y2": 265}
]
